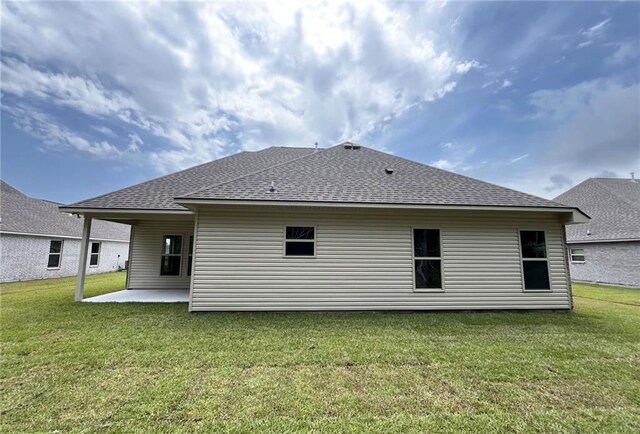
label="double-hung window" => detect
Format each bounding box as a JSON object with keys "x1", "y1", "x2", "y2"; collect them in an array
[
  {"x1": 47, "y1": 240, "x2": 63, "y2": 269},
  {"x1": 519, "y1": 230, "x2": 551, "y2": 290},
  {"x1": 89, "y1": 242, "x2": 101, "y2": 267},
  {"x1": 413, "y1": 229, "x2": 443, "y2": 290},
  {"x1": 570, "y1": 248, "x2": 585, "y2": 263},
  {"x1": 160, "y1": 235, "x2": 182, "y2": 276},
  {"x1": 284, "y1": 226, "x2": 315, "y2": 256}
]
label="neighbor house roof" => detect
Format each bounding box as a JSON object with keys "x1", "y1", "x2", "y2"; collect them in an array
[
  {"x1": 554, "y1": 177, "x2": 640, "y2": 243},
  {"x1": 63, "y1": 143, "x2": 583, "y2": 216},
  {"x1": 1, "y1": 180, "x2": 130, "y2": 241}
]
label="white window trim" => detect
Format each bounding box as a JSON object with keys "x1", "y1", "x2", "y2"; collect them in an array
[
  {"x1": 518, "y1": 229, "x2": 552, "y2": 292},
  {"x1": 283, "y1": 225, "x2": 317, "y2": 258},
  {"x1": 89, "y1": 242, "x2": 101, "y2": 268},
  {"x1": 47, "y1": 239, "x2": 64, "y2": 270},
  {"x1": 570, "y1": 248, "x2": 585, "y2": 264},
  {"x1": 411, "y1": 227, "x2": 445, "y2": 292},
  {"x1": 160, "y1": 234, "x2": 184, "y2": 277},
  {"x1": 187, "y1": 235, "x2": 194, "y2": 277}
]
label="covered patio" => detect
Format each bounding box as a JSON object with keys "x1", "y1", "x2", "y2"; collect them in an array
[{"x1": 83, "y1": 289, "x2": 189, "y2": 303}]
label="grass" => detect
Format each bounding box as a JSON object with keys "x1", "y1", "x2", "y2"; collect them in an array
[{"x1": 1, "y1": 273, "x2": 639, "y2": 433}]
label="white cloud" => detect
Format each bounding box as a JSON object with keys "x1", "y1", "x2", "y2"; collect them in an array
[
  {"x1": 431, "y1": 142, "x2": 477, "y2": 173},
  {"x1": 504, "y1": 78, "x2": 640, "y2": 198},
  {"x1": 431, "y1": 159, "x2": 459, "y2": 171},
  {"x1": 580, "y1": 18, "x2": 611, "y2": 39},
  {"x1": 455, "y1": 60, "x2": 484, "y2": 74},
  {"x1": 1, "y1": 1, "x2": 464, "y2": 172},
  {"x1": 510, "y1": 154, "x2": 528, "y2": 164},
  {"x1": 501, "y1": 79, "x2": 513, "y2": 88},
  {"x1": 5, "y1": 105, "x2": 125, "y2": 158},
  {"x1": 605, "y1": 40, "x2": 640, "y2": 65},
  {"x1": 440, "y1": 142, "x2": 454, "y2": 150}
]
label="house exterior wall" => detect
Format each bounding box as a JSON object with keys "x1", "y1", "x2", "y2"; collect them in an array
[
  {"x1": 189, "y1": 205, "x2": 573, "y2": 311},
  {"x1": 568, "y1": 241, "x2": 640, "y2": 287},
  {"x1": 0, "y1": 233, "x2": 129, "y2": 282},
  {"x1": 127, "y1": 219, "x2": 194, "y2": 289}
]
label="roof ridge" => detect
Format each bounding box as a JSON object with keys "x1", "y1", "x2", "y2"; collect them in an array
[
  {"x1": 364, "y1": 147, "x2": 570, "y2": 209},
  {"x1": 175, "y1": 146, "x2": 328, "y2": 199},
  {"x1": 592, "y1": 178, "x2": 640, "y2": 211}
]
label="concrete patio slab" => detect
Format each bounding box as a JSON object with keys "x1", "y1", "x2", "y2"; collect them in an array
[{"x1": 83, "y1": 289, "x2": 189, "y2": 303}]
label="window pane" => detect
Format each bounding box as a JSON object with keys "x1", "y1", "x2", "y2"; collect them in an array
[
  {"x1": 415, "y1": 259, "x2": 442, "y2": 289},
  {"x1": 285, "y1": 241, "x2": 314, "y2": 256},
  {"x1": 520, "y1": 231, "x2": 547, "y2": 258},
  {"x1": 160, "y1": 256, "x2": 181, "y2": 275},
  {"x1": 571, "y1": 253, "x2": 585, "y2": 262},
  {"x1": 91, "y1": 242, "x2": 100, "y2": 254},
  {"x1": 188, "y1": 256, "x2": 193, "y2": 276},
  {"x1": 570, "y1": 249, "x2": 585, "y2": 262},
  {"x1": 286, "y1": 227, "x2": 314, "y2": 240},
  {"x1": 189, "y1": 236, "x2": 194, "y2": 253},
  {"x1": 90, "y1": 254, "x2": 99, "y2": 266},
  {"x1": 523, "y1": 261, "x2": 550, "y2": 289},
  {"x1": 163, "y1": 236, "x2": 182, "y2": 255},
  {"x1": 47, "y1": 254, "x2": 60, "y2": 268},
  {"x1": 414, "y1": 229, "x2": 440, "y2": 257},
  {"x1": 49, "y1": 240, "x2": 62, "y2": 254}
]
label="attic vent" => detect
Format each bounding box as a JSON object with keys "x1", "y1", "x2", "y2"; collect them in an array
[
  {"x1": 385, "y1": 168, "x2": 394, "y2": 174},
  {"x1": 269, "y1": 181, "x2": 277, "y2": 193},
  {"x1": 343, "y1": 142, "x2": 361, "y2": 150}
]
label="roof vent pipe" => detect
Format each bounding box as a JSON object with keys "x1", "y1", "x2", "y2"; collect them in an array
[
  {"x1": 314, "y1": 142, "x2": 318, "y2": 152},
  {"x1": 269, "y1": 181, "x2": 276, "y2": 193},
  {"x1": 631, "y1": 172, "x2": 636, "y2": 182}
]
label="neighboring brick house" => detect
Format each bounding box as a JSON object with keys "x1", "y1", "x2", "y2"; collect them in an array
[
  {"x1": 554, "y1": 177, "x2": 640, "y2": 287},
  {"x1": 0, "y1": 180, "x2": 130, "y2": 283}
]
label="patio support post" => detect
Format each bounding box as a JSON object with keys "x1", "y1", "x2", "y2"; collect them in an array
[{"x1": 75, "y1": 215, "x2": 92, "y2": 302}]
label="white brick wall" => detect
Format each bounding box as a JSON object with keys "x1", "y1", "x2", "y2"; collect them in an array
[
  {"x1": 568, "y1": 241, "x2": 640, "y2": 287},
  {"x1": 0, "y1": 233, "x2": 129, "y2": 282}
]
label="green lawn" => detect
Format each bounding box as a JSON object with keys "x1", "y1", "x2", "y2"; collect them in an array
[{"x1": 1, "y1": 273, "x2": 639, "y2": 433}]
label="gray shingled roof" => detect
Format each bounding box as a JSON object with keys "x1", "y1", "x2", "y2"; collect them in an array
[
  {"x1": 178, "y1": 144, "x2": 571, "y2": 209},
  {"x1": 554, "y1": 178, "x2": 640, "y2": 242},
  {"x1": 65, "y1": 147, "x2": 316, "y2": 210},
  {"x1": 64, "y1": 143, "x2": 578, "y2": 212},
  {"x1": 1, "y1": 181, "x2": 130, "y2": 241}
]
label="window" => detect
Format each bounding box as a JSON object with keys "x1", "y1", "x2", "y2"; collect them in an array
[
  {"x1": 47, "y1": 240, "x2": 63, "y2": 269},
  {"x1": 570, "y1": 248, "x2": 585, "y2": 263},
  {"x1": 160, "y1": 235, "x2": 182, "y2": 276},
  {"x1": 187, "y1": 235, "x2": 194, "y2": 276},
  {"x1": 284, "y1": 226, "x2": 315, "y2": 256},
  {"x1": 89, "y1": 242, "x2": 101, "y2": 267},
  {"x1": 413, "y1": 229, "x2": 442, "y2": 290},
  {"x1": 519, "y1": 230, "x2": 550, "y2": 290}
]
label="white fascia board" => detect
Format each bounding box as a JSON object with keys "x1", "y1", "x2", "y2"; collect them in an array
[
  {"x1": 566, "y1": 238, "x2": 640, "y2": 244},
  {"x1": 0, "y1": 230, "x2": 130, "y2": 243},
  {"x1": 58, "y1": 207, "x2": 192, "y2": 215},
  {"x1": 174, "y1": 198, "x2": 589, "y2": 223}
]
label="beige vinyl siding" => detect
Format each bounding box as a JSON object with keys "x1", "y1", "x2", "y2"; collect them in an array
[
  {"x1": 190, "y1": 205, "x2": 572, "y2": 311},
  {"x1": 127, "y1": 219, "x2": 194, "y2": 289}
]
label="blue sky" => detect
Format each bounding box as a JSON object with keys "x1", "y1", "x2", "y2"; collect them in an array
[{"x1": 1, "y1": 1, "x2": 638, "y2": 204}]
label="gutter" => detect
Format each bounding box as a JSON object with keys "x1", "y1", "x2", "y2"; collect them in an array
[
  {"x1": 0, "y1": 230, "x2": 130, "y2": 243},
  {"x1": 173, "y1": 198, "x2": 590, "y2": 224},
  {"x1": 566, "y1": 238, "x2": 640, "y2": 244}
]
